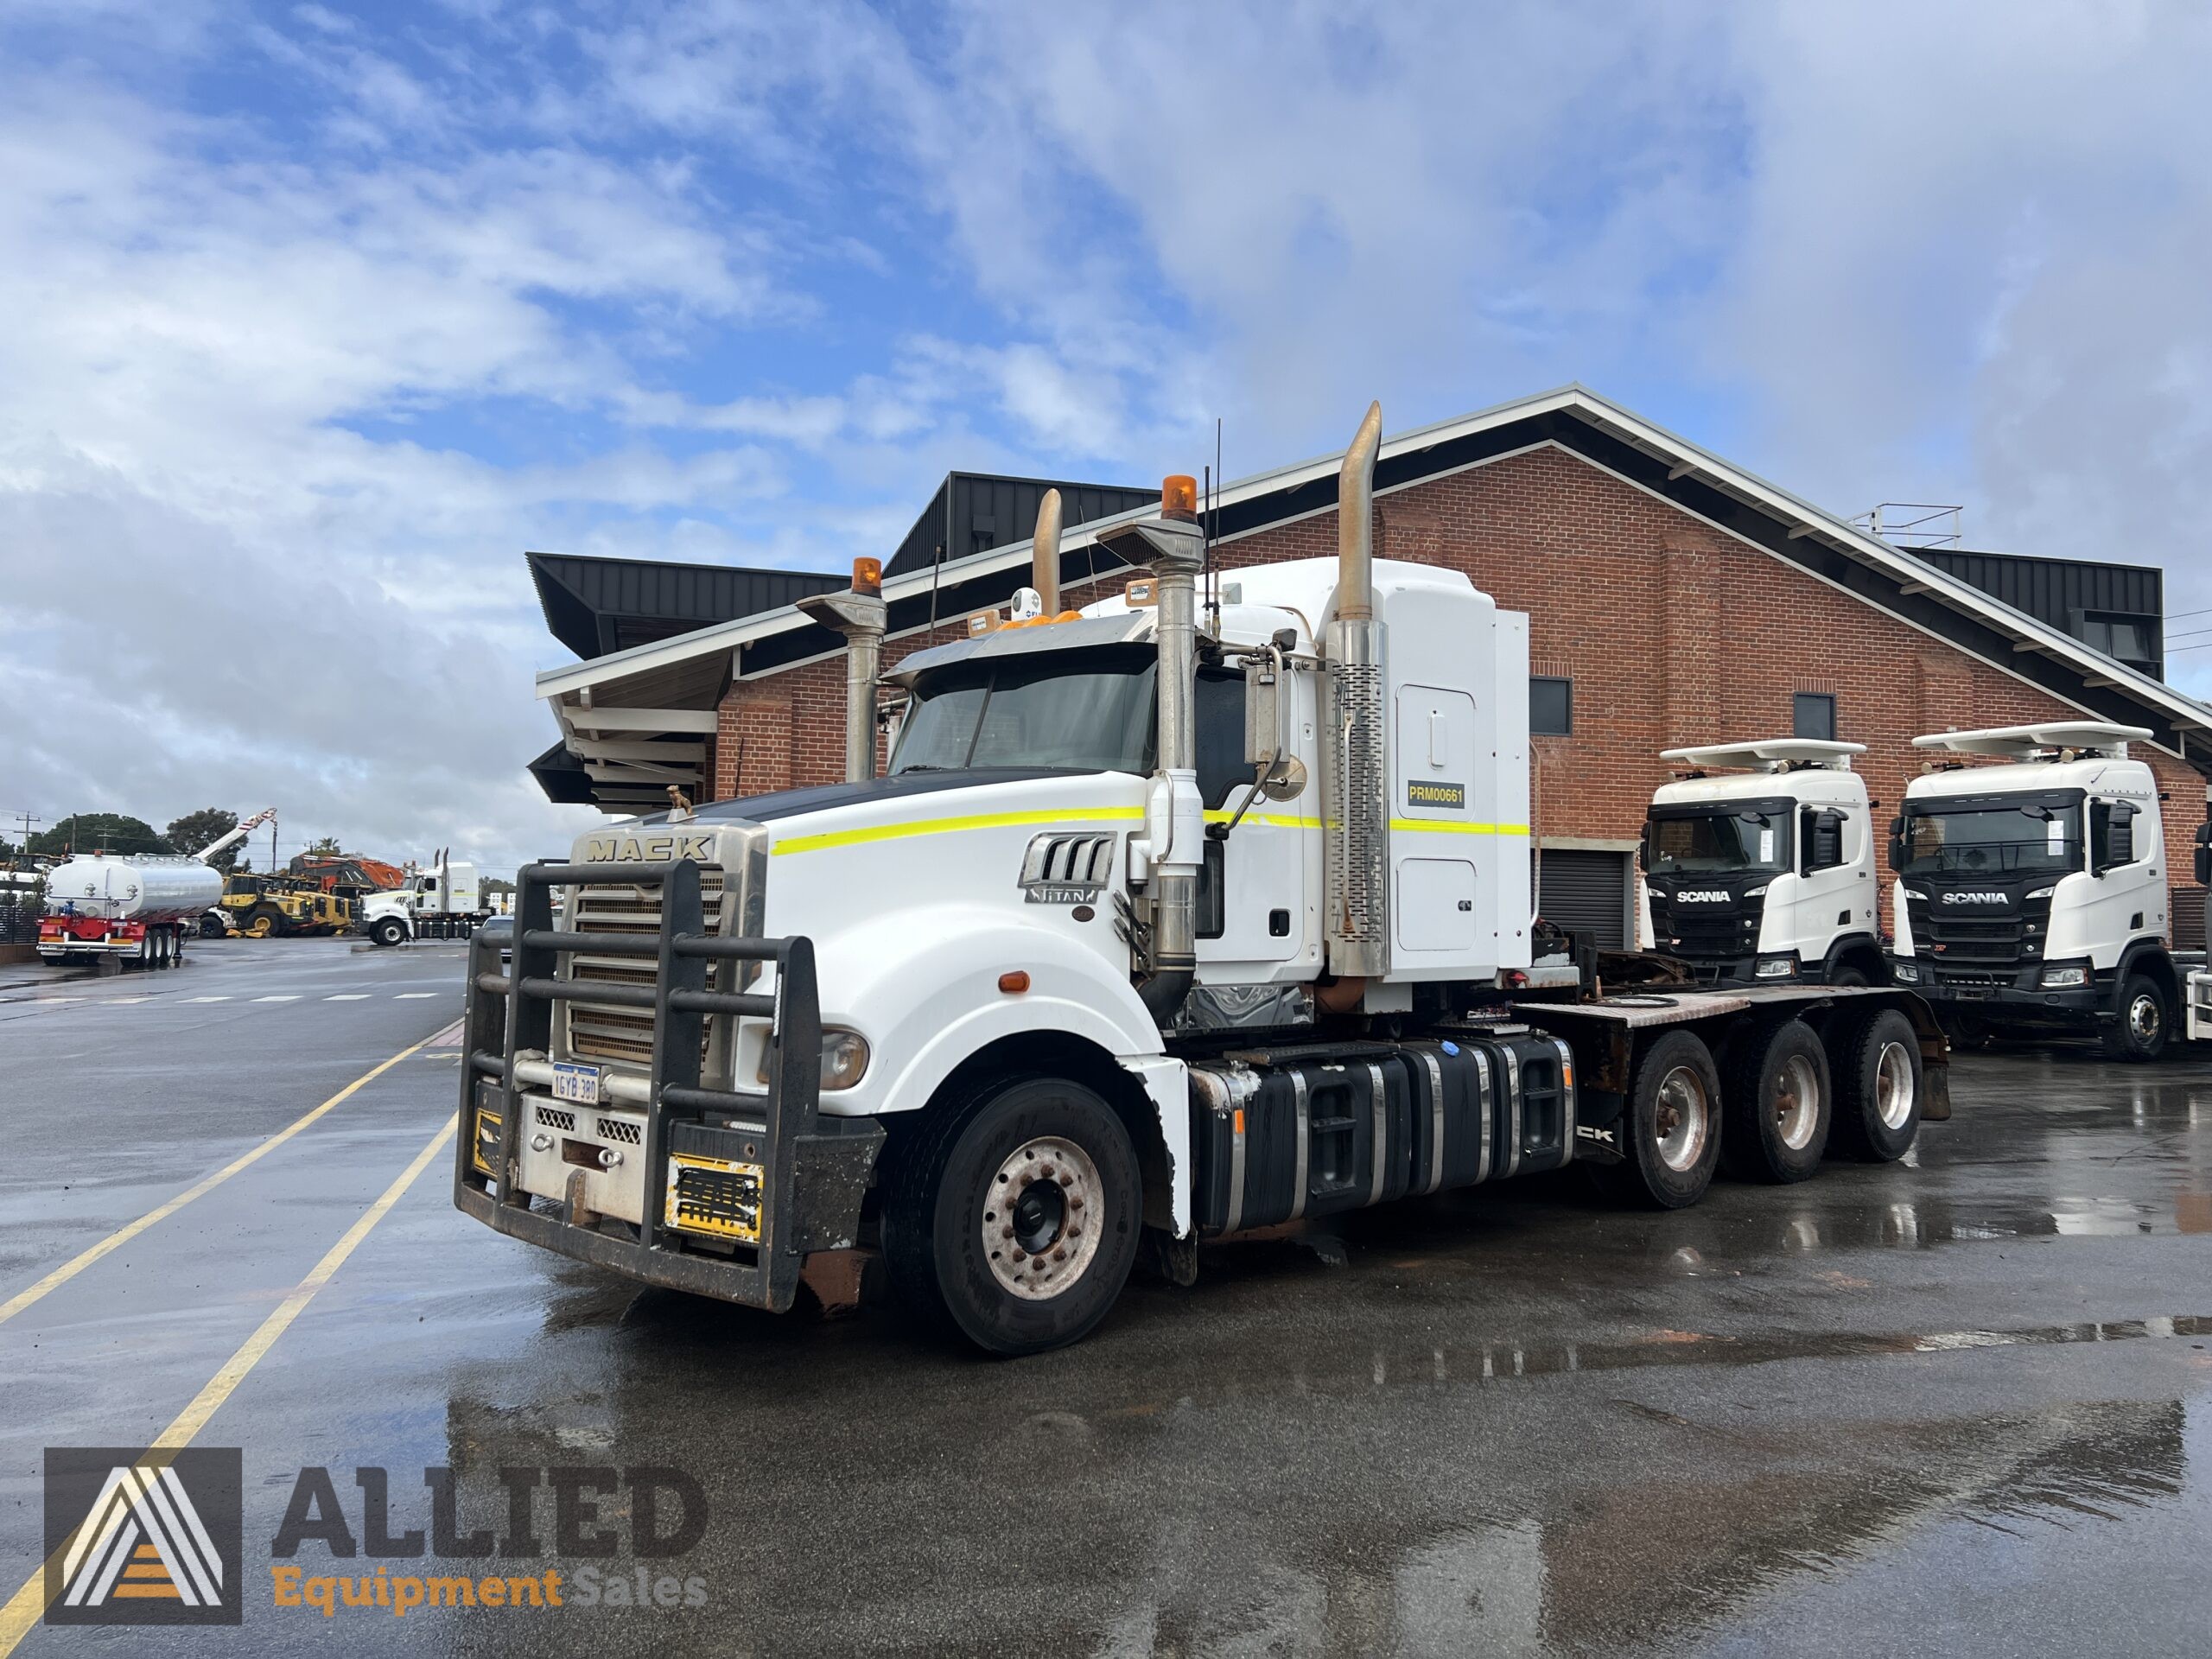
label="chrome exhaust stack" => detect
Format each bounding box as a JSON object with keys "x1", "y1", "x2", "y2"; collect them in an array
[
  {"x1": 797, "y1": 557, "x2": 889, "y2": 783},
  {"x1": 1324, "y1": 401, "x2": 1388, "y2": 979},
  {"x1": 1093, "y1": 476, "x2": 1206, "y2": 1024}
]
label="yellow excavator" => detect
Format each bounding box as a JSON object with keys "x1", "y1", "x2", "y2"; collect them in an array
[{"x1": 218, "y1": 874, "x2": 353, "y2": 938}]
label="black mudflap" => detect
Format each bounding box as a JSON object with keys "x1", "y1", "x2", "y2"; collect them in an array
[{"x1": 1198, "y1": 1056, "x2": 1414, "y2": 1234}]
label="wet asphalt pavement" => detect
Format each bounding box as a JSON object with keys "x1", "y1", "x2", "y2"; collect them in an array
[{"x1": 3, "y1": 939, "x2": 2210, "y2": 1655}]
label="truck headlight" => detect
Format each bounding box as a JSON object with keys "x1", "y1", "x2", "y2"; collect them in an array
[
  {"x1": 759, "y1": 1028, "x2": 871, "y2": 1092},
  {"x1": 2024, "y1": 885, "x2": 2057, "y2": 901},
  {"x1": 1891, "y1": 962, "x2": 1921, "y2": 984},
  {"x1": 2039, "y1": 965, "x2": 2088, "y2": 988},
  {"x1": 1904, "y1": 889, "x2": 1929, "y2": 904},
  {"x1": 1743, "y1": 884, "x2": 1769, "y2": 899},
  {"x1": 1755, "y1": 957, "x2": 1797, "y2": 979}
]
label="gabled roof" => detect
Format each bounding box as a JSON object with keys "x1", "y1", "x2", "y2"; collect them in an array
[
  {"x1": 527, "y1": 550, "x2": 847, "y2": 660},
  {"x1": 536, "y1": 385, "x2": 2210, "y2": 809}
]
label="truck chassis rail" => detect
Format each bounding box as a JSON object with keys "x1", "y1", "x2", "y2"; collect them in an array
[{"x1": 454, "y1": 857, "x2": 875, "y2": 1313}]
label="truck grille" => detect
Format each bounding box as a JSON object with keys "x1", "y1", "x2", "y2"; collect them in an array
[
  {"x1": 1912, "y1": 894, "x2": 2050, "y2": 965},
  {"x1": 1652, "y1": 893, "x2": 1764, "y2": 963},
  {"x1": 563, "y1": 870, "x2": 728, "y2": 1069}
]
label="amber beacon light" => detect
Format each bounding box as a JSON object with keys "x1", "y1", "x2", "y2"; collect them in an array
[{"x1": 1160, "y1": 474, "x2": 1198, "y2": 522}]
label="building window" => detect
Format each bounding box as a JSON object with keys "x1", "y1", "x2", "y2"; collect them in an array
[
  {"x1": 2076, "y1": 612, "x2": 2159, "y2": 676},
  {"x1": 1531, "y1": 676, "x2": 1573, "y2": 736},
  {"x1": 1793, "y1": 692, "x2": 1836, "y2": 741}
]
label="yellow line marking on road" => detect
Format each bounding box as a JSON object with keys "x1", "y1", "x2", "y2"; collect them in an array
[
  {"x1": 0, "y1": 1033, "x2": 435, "y2": 1331},
  {"x1": 0, "y1": 1114, "x2": 458, "y2": 1654}
]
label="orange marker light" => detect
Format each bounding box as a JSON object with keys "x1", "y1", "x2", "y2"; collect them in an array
[
  {"x1": 852, "y1": 556, "x2": 882, "y2": 596},
  {"x1": 1161, "y1": 474, "x2": 1198, "y2": 521},
  {"x1": 998, "y1": 971, "x2": 1031, "y2": 994}
]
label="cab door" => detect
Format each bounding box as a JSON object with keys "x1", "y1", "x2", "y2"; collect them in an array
[{"x1": 1193, "y1": 665, "x2": 1313, "y2": 976}]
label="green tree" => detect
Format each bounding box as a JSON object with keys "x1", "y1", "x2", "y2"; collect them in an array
[
  {"x1": 30, "y1": 813, "x2": 172, "y2": 857},
  {"x1": 166, "y1": 808, "x2": 244, "y2": 871},
  {"x1": 304, "y1": 835, "x2": 344, "y2": 857}
]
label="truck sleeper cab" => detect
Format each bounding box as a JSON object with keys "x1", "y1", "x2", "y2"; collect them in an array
[
  {"x1": 1888, "y1": 723, "x2": 2183, "y2": 1062},
  {"x1": 458, "y1": 405, "x2": 1952, "y2": 1356},
  {"x1": 1639, "y1": 740, "x2": 1884, "y2": 988}
]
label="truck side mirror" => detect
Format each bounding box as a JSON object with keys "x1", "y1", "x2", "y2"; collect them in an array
[
  {"x1": 1804, "y1": 808, "x2": 1845, "y2": 874},
  {"x1": 2196, "y1": 821, "x2": 2210, "y2": 887},
  {"x1": 1243, "y1": 651, "x2": 1304, "y2": 800},
  {"x1": 2093, "y1": 801, "x2": 2137, "y2": 874},
  {"x1": 1887, "y1": 815, "x2": 1906, "y2": 873}
]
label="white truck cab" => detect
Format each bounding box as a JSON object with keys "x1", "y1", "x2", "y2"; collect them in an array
[
  {"x1": 1638, "y1": 739, "x2": 1884, "y2": 987},
  {"x1": 1889, "y1": 723, "x2": 2180, "y2": 1060},
  {"x1": 363, "y1": 858, "x2": 484, "y2": 946}
]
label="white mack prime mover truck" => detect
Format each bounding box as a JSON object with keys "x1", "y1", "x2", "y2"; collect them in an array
[
  {"x1": 1889, "y1": 723, "x2": 2209, "y2": 1062},
  {"x1": 363, "y1": 853, "x2": 491, "y2": 946},
  {"x1": 456, "y1": 404, "x2": 1951, "y2": 1355},
  {"x1": 1638, "y1": 739, "x2": 1885, "y2": 988}
]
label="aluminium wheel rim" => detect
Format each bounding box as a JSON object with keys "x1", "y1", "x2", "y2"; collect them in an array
[
  {"x1": 1653, "y1": 1065, "x2": 1711, "y2": 1173},
  {"x1": 1773, "y1": 1052, "x2": 1822, "y2": 1151},
  {"x1": 982, "y1": 1135, "x2": 1103, "y2": 1301},
  {"x1": 1874, "y1": 1040, "x2": 1916, "y2": 1130},
  {"x1": 2129, "y1": 994, "x2": 2162, "y2": 1045}
]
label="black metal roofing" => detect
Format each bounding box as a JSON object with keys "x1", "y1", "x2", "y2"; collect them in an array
[
  {"x1": 527, "y1": 551, "x2": 847, "y2": 660},
  {"x1": 1910, "y1": 546, "x2": 2164, "y2": 667},
  {"x1": 526, "y1": 739, "x2": 598, "y2": 805},
  {"x1": 884, "y1": 474, "x2": 1159, "y2": 579}
]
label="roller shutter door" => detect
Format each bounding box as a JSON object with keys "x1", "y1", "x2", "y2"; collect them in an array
[{"x1": 1535, "y1": 849, "x2": 1630, "y2": 949}]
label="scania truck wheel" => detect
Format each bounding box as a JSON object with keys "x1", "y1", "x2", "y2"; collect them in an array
[
  {"x1": 371, "y1": 915, "x2": 408, "y2": 947},
  {"x1": 882, "y1": 1077, "x2": 1141, "y2": 1356},
  {"x1": 1721, "y1": 1019, "x2": 1832, "y2": 1183},
  {"x1": 2102, "y1": 974, "x2": 2170, "y2": 1064},
  {"x1": 1829, "y1": 1008, "x2": 1923, "y2": 1161},
  {"x1": 1591, "y1": 1029, "x2": 1722, "y2": 1210}
]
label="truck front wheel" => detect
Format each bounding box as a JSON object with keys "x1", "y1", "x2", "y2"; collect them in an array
[
  {"x1": 371, "y1": 915, "x2": 408, "y2": 947},
  {"x1": 2102, "y1": 975, "x2": 2170, "y2": 1064},
  {"x1": 1591, "y1": 1029, "x2": 1722, "y2": 1210},
  {"x1": 881, "y1": 1077, "x2": 1141, "y2": 1356}
]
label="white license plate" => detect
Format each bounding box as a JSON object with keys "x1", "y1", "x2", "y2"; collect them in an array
[{"x1": 550, "y1": 1062, "x2": 603, "y2": 1105}]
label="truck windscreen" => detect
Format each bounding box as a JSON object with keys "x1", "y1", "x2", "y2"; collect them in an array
[
  {"x1": 1899, "y1": 801, "x2": 2082, "y2": 875},
  {"x1": 892, "y1": 652, "x2": 1156, "y2": 776},
  {"x1": 1647, "y1": 810, "x2": 1789, "y2": 874}
]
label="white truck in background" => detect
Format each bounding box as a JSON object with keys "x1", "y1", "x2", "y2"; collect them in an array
[
  {"x1": 456, "y1": 403, "x2": 1952, "y2": 1356},
  {"x1": 1638, "y1": 740, "x2": 1885, "y2": 988},
  {"x1": 362, "y1": 854, "x2": 491, "y2": 946},
  {"x1": 1887, "y1": 724, "x2": 2206, "y2": 1062}
]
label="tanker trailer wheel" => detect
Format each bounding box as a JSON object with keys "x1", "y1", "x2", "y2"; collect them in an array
[
  {"x1": 881, "y1": 1077, "x2": 1141, "y2": 1356},
  {"x1": 1829, "y1": 1008, "x2": 1924, "y2": 1162},
  {"x1": 370, "y1": 915, "x2": 408, "y2": 947},
  {"x1": 1589, "y1": 1028, "x2": 1722, "y2": 1211},
  {"x1": 1720, "y1": 1019, "x2": 1832, "y2": 1184}
]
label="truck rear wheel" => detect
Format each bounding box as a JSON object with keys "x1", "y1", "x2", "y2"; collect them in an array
[
  {"x1": 1591, "y1": 1029, "x2": 1722, "y2": 1210},
  {"x1": 1721, "y1": 1019, "x2": 1832, "y2": 1183},
  {"x1": 2101, "y1": 974, "x2": 2169, "y2": 1064},
  {"x1": 1829, "y1": 1008, "x2": 1923, "y2": 1162},
  {"x1": 881, "y1": 1077, "x2": 1141, "y2": 1356}
]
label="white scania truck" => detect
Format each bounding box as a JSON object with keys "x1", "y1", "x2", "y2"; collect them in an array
[
  {"x1": 457, "y1": 404, "x2": 1950, "y2": 1354},
  {"x1": 1639, "y1": 740, "x2": 1885, "y2": 988},
  {"x1": 1888, "y1": 723, "x2": 2204, "y2": 1062}
]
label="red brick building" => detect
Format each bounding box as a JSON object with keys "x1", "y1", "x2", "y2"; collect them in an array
[{"x1": 530, "y1": 386, "x2": 2209, "y2": 945}]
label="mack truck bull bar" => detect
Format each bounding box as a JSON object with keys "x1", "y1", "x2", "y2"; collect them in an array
[{"x1": 453, "y1": 858, "x2": 881, "y2": 1313}]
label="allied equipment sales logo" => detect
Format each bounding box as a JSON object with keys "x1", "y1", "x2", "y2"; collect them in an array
[{"x1": 45, "y1": 1448, "x2": 244, "y2": 1627}]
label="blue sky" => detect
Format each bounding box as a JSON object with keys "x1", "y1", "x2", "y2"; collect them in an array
[{"x1": 3, "y1": 1, "x2": 2209, "y2": 867}]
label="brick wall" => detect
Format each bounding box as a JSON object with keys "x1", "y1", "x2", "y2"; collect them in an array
[{"x1": 713, "y1": 443, "x2": 2204, "y2": 921}]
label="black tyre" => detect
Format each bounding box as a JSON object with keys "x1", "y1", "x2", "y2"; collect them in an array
[
  {"x1": 1827, "y1": 963, "x2": 1871, "y2": 988},
  {"x1": 1591, "y1": 1028, "x2": 1723, "y2": 1209},
  {"x1": 372, "y1": 916, "x2": 407, "y2": 947},
  {"x1": 200, "y1": 911, "x2": 226, "y2": 938},
  {"x1": 2101, "y1": 974, "x2": 2169, "y2": 1064},
  {"x1": 1721, "y1": 1019, "x2": 1832, "y2": 1183},
  {"x1": 1830, "y1": 1008, "x2": 1923, "y2": 1161},
  {"x1": 881, "y1": 1077, "x2": 1141, "y2": 1356}
]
